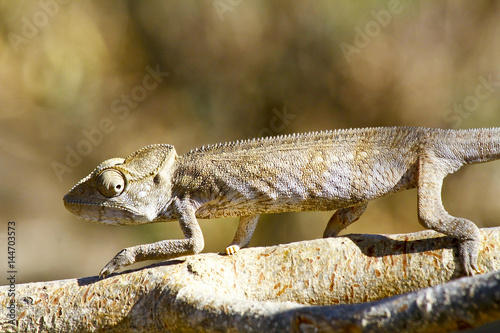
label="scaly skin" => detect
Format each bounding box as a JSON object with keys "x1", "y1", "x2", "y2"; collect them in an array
[{"x1": 63, "y1": 127, "x2": 500, "y2": 277}]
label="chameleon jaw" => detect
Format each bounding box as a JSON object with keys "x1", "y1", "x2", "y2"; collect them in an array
[{"x1": 63, "y1": 196, "x2": 145, "y2": 226}]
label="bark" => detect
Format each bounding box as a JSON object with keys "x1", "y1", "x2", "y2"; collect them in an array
[{"x1": 1, "y1": 228, "x2": 499, "y2": 332}]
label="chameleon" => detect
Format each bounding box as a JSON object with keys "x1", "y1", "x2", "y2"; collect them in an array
[{"x1": 63, "y1": 127, "x2": 500, "y2": 277}]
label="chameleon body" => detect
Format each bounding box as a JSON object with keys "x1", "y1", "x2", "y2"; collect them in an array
[{"x1": 63, "y1": 127, "x2": 500, "y2": 277}]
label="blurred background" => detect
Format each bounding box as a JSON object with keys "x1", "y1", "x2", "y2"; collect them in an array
[{"x1": 2, "y1": 0, "x2": 500, "y2": 293}]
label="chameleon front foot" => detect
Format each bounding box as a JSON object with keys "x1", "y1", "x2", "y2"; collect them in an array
[
  {"x1": 225, "y1": 245, "x2": 241, "y2": 255},
  {"x1": 99, "y1": 248, "x2": 136, "y2": 278}
]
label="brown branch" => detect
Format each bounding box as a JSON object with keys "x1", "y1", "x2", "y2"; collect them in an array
[
  {"x1": 1, "y1": 228, "x2": 499, "y2": 332},
  {"x1": 293, "y1": 269, "x2": 500, "y2": 333}
]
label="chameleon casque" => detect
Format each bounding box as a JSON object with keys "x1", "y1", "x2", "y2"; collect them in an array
[{"x1": 63, "y1": 127, "x2": 500, "y2": 277}]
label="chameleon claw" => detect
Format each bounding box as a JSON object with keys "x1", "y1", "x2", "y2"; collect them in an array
[
  {"x1": 99, "y1": 248, "x2": 135, "y2": 278},
  {"x1": 225, "y1": 245, "x2": 240, "y2": 255},
  {"x1": 99, "y1": 260, "x2": 119, "y2": 278},
  {"x1": 99, "y1": 267, "x2": 111, "y2": 279}
]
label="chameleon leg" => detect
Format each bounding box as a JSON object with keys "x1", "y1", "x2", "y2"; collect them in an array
[
  {"x1": 417, "y1": 156, "x2": 480, "y2": 276},
  {"x1": 225, "y1": 214, "x2": 260, "y2": 255},
  {"x1": 323, "y1": 202, "x2": 368, "y2": 238},
  {"x1": 99, "y1": 199, "x2": 205, "y2": 278}
]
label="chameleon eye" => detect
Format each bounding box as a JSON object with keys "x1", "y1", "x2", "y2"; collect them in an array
[{"x1": 96, "y1": 169, "x2": 125, "y2": 198}]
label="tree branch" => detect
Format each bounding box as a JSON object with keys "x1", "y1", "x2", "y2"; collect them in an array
[
  {"x1": 1, "y1": 228, "x2": 499, "y2": 332},
  {"x1": 293, "y1": 270, "x2": 500, "y2": 332}
]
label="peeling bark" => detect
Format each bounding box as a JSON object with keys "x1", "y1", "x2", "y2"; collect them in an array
[{"x1": 1, "y1": 228, "x2": 499, "y2": 332}]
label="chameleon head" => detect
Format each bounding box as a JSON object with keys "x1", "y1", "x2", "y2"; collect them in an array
[{"x1": 63, "y1": 144, "x2": 177, "y2": 225}]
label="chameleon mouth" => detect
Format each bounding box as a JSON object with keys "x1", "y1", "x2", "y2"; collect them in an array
[{"x1": 63, "y1": 195, "x2": 143, "y2": 225}]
